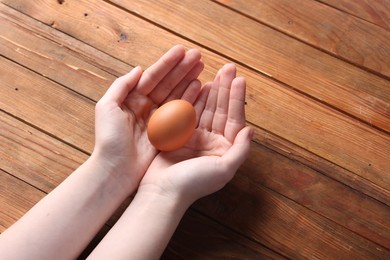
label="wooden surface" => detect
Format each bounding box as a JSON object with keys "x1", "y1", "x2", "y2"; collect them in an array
[{"x1": 0, "y1": 0, "x2": 389, "y2": 258}]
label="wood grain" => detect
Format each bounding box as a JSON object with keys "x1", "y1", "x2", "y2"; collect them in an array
[
  {"x1": 110, "y1": 0, "x2": 390, "y2": 132},
  {"x1": 0, "y1": 55, "x2": 388, "y2": 253},
  {"x1": 244, "y1": 141, "x2": 390, "y2": 248},
  {"x1": 0, "y1": 110, "x2": 86, "y2": 192},
  {"x1": 0, "y1": 16, "x2": 114, "y2": 101},
  {"x1": 1, "y1": 0, "x2": 389, "y2": 202},
  {"x1": 1, "y1": 0, "x2": 388, "y2": 207},
  {"x1": 216, "y1": 0, "x2": 390, "y2": 76},
  {"x1": 0, "y1": 169, "x2": 45, "y2": 233},
  {"x1": 3, "y1": 0, "x2": 390, "y2": 133},
  {"x1": 0, "y1": 4, "x2": 131, "y2": 98},
  {"x1": 1, "y1": 108, "x2": 388, "y2": 257},
  {"x1": 194, "y1": 175, "x2": 390, "y2": 259},
  {"x1": 0, "y1": 57, "x2": 96, "y2": 153},
  {"x1": 163, "y1": 210, "x2": 285, "y2": 259},
  {"x1": 318, "y1": 0, "x2": 390, "y2": 30},
  {"x1": 252, "y1": 125, "x2": 390, "y2": 206},
  {"x1": 0, "y1": 0, "x2": 389, "y2": 258},
  {"x1": 0, "y1": 112, "x2": 284, "y2": 258}
]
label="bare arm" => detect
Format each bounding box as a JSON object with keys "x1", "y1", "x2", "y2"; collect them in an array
[
  {"x1": 0, "y1": 45, "x2": 203, "y2": 260},
  {"x1": 88, "y1": 64, "x2": 252, "y2": 259},
  {"x1": 88, "y1": 189, "x2": 189, "y2": 260},
  {"x1": 0, "y1": 154, "x2": 131, "y2": 259}
]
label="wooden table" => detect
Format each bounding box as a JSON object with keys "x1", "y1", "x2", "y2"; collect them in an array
[{"x1": 1, "y1": 0, "x2": 389, "y2": 258}]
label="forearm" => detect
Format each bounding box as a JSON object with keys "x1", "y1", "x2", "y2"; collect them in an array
[
  {"x1": 88, "y1": 190, "x2": 190, "y2": 260},
  {"x1": 0, "y1": 153, "x2": 134, "y2": 260}
]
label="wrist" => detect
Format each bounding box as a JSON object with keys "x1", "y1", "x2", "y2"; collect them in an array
[
  {"x1": 88, "y1": 181, "x2": 191, "y2": 260},
  {"x1": 87, "y1": 151, "x2": 136, "y2": 197},
  {"x1": 134, "y1": 187, "x2": 191, "y2": 217}
]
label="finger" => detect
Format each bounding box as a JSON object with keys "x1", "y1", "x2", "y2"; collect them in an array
[
  {"x1": 225, "y1": 77, "x2": 247, "y2": 142},
  {"x1": 212, "y1": 63, "x2": 236, "y2": 135},
  {"x1": 193, "y1": 82, "x2": 212, "y2": 126},
  {"x1": 135, "y1": 45, "x2": 185, "y2": 95},
  {"x1": 162, "y1": 61, "x2": 204, "y2": 104},
  {"x1": 198, "y1": 72, "x2": 220, "y2": 131},
  {"x1": 99, "y1": 66, "x2": 142, "y2": 105},
  {"x1": 149, "y1": 48, "x2": 201, "y2": 104},
  {"x1": 163, "y1": 79, "x2": 202, "y2": 105},
  {"x1": 180, "y1": 79, "x2": 202, "y2": 104}
]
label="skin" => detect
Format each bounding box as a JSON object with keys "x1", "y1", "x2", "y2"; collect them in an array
[
  {"x1": 0, "y1": 45, "x2": 252, "y2": 260},
  {"x1": 88, "y1": 63, "x2": 252, "y2": 259}
]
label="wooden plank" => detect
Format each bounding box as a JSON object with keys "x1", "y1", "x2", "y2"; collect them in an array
[
  {"x1": 1, "y1": 10, "x2": 130, "y2": 79},
  {"x1": 80, "y1": 212, "x2": 286, "y2": 260},
  {"x1": 318, "y1": 0, "x2": 390, "y2": 30},
  {"x1": 1, "y1": 108, "x2": 388, "y2": 257},
  {"x1": 0, "y1": 3, "x2": 388, "y2": 256},
  {"x1": 243, "y1": 73, "x2": 390, "y2": 197},
  {"x1": 0, "y1": 110, "x2": 86, "y2": 192},
  {"x1": 1, "y1": 1, "x2": 389, "y2": 204},
  {"x1": 0, "y1": 0, "x2": 388, "y2": 207},
  {"x1": 0, "y1": 169, "x2": 45, "y2": 233},
  {"x1": 0, "y1": 16, "x2": 114, "y2": 102},
  {"x1": 0, "y1": 57, "x2": 96, "y2": 153},
  {"x1": 0, "y1": 5, "x2": 131, "y2": 101},
  {"x1": 4, "y1": 0, "x2": 390, "y2": 134},
  {"x1": 0, "y1": 172, "x2": 280, "y2": 259},
  {"x1": 163, "y1": 210, "x2": 285, "y2": 259},
  {"x1": 108, "y1": 0, "x2": 390, "y2": 131},
  {"x1": 0, "y1": 112, "x2": 284, "y2": 258},
  {"x1": 216, "y1": 0, "x2": 390, "y2": 76},
  {"x1": 244, "y1": 141, "x2": 390, "y2": 248},
  {"x1": 0, "y1": 55, "x2": 387, "y2": 256},
  {"x1": 1, "y1": 2, "x2": 388, "y2": 212},
  {"x1": 193, "y1": 175, "x2": 390, "y2": 259},
  {"x1": 252, "y1": 126, "x2": 390, "y2": 206}
]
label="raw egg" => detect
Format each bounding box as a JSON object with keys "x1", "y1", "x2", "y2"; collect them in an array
[{"x1": 147, "y1": 99, "x2": 196, "y2": 151}]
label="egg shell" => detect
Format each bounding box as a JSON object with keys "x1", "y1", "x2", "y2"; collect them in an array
[{"x1": 147, "y1": 99, "x2": 196, "y2": 151}]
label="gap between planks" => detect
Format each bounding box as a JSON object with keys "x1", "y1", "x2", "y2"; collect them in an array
[
  {"x1": 0, "y1": 1, "x2": 388, "y2": 256},
  {"x1": 1, "y1": 0, "x2": 388, "y2": 193},
  {"x1": 0, "y1": 0, "x2": 388, "y2": 205},
  {"x1": 1, "y1": 58, "x2": 388, "y2": 255}
]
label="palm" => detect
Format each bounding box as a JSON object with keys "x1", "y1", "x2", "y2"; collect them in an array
[
  {"x1": 94, "y1": 45, "x2": 204, "y2": 188},
  {"x1": 110, "y1": 92, "x2": 157, "y2": 174},
  {"x1": 150, "y1": 129, "x2": 231, "y2": 166},
  {"x1": 139, "y1": 64, "x2": 252, "y2": 203}
]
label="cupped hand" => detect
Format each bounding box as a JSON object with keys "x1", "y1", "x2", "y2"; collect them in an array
[
  {"x1": 92, "y1": 45, "x2": 204, "y2": 190},
  {"x1": 139, "y1": 63, "x2": 253, "y2": 205}
]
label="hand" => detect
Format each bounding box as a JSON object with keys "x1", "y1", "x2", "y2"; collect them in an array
[
  {"x1": 92, "y1": 45, "x2": 204, "y2": 191},
  {"x1": 138, "y1": 63, "x2": 253, "y2": 206}
]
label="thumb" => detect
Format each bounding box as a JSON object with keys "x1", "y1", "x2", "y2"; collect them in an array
[
  {"x1": 100, "y1": 66, "x2": 143, "y2": 105},
  {"x1": 221, "y1": 126, "x2": 253, "y2": 174}
]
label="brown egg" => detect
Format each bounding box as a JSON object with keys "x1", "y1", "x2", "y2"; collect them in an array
[{"x1": 147, "y1": 99, "x2": 196, "y2": 151}]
